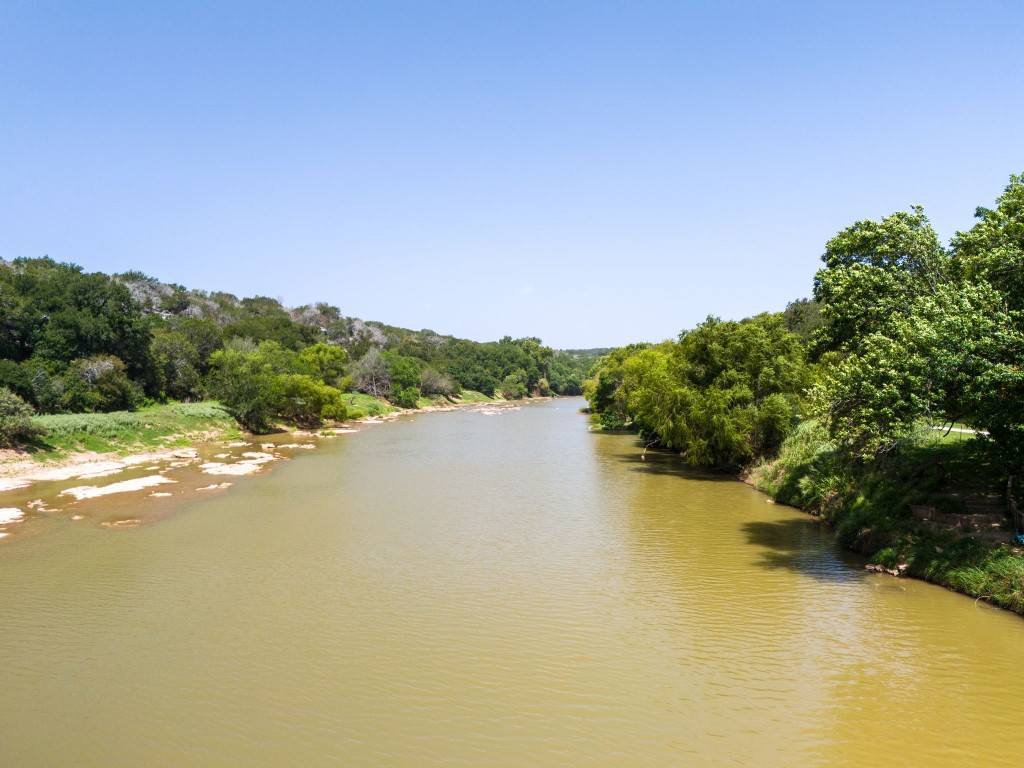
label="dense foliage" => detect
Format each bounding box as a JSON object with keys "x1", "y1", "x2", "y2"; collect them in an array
[
  {"x1": 0, "y1": 257, "x2": 597, "y2": 434},
  {"x1": 584, "y1": 173, "x2": 1024, "y2": 610},
  {"x1": 586, "y1": 174, "x2": 1024, "y2": 474},
  {"x1": 585, "y1": 316, "x2": 807, "y2": 469}
]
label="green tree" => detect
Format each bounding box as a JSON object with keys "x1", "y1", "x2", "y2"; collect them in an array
[
  {"x1": 582, "y1": 344, "x2": 651, "y2": 426},
  {"x1": 296, "y1": 343, "x2": 348, "y2": 385},
  {"x1": 500, "y1": 369, "x2": 528, "y2": 400},
  {"x1": 419, "y1": 367, "x2": 455, "y2": 397},
  {"x1": 277, "y1": 374, "x2": 347, "y2": 426},
  {"x1": 805, "y1": 184, "x2": 1024, "y2": 462},
  {"x1": 588, "y1": 316, "x2": 806, "y2": 469},
  {"x1": 0, "y1": 387, "x2": 45, "y2": 446},
  {"x1": 150, "y1": 328, "x2": 203, "y2": 401},
  {"x1": 812, "y1": 207, "x2": 948, "y2": 357},
  {"x1": 0, "y1": 258, "x2": 153, "y2": 379},
  {"x1": 383, "y1": 351, "x2": 422, "y2": 395},
  {"x1": 208, "y1": 345, "x2": 283, "y2": 432},
  {"x1": 59, "y1": 355, "x2": 143, "y2": 413},
  {"x1": 391, "y1": 386, "x2": 420, "y2": 408},
  {"x1": 781, "y1": 298, "x2": 824, "y2": 345},
  {"x1": 174, "y1": 317, "x2": 223, "y2": 370},
  {"x1": 951, "y1": 173, "x2": 1024, "y2": 311}
]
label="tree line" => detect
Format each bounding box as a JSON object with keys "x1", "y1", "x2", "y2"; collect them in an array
[
  {"x1": 0, "y1": 258, "x2": 602, "y2": 437},
  {"x1": 584, "y1": 173, "x2": 1024, "y2": 477}
]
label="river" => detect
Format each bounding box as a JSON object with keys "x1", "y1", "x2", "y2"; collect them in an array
[{"x1": 0, "y1": 399, "x2": 1021, "y2": 766}]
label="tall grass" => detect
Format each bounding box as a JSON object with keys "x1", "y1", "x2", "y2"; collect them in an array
[
  {"x1": 34, "y1": 411, "x2": 145, "y2": 439},
  {"x1": 30, "y1": 401, "x2": 240, "y2": 456}
]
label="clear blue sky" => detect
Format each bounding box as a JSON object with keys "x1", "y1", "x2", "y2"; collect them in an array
[{"x1": 2, "y1": 1, "x2": 1022, "y2": 348}]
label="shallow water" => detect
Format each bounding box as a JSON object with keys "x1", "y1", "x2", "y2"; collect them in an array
[{"x1": 0, "y1": 400, "x2": 1021, "y2": 766}]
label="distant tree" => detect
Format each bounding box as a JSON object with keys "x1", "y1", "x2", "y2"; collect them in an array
[
  {"x1": 0, "y1": 359, "x2": 35, "y2": 405},
  {"x1": 781, "y1": 298, "x2": 824, "y2": 345},
  {"x1": 383, "y1": 351, "x2": 421, "y2": 394},
  {"x1": 174, "y1": 317, "x2": 223, "y2": 369},
  {"x1": 390, "y1": 386, "x2": 420, "y2": 408},
  {"x1": 222, "y1": 315, "x2": 319, "y2": 350},
  {"x1": 0, "y1": 258, "x2": 153, "y2": 378},
  {"x1": 150, "y1": 328, "x2": 202, "y2": 400}
]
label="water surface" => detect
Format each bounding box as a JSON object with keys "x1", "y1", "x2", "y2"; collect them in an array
[{"x1": 1, "y1": 400, "x2": 1021, "y2": 765}]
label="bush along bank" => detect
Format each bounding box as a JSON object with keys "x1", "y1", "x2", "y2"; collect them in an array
[{"x1": 748, "y1": 420, "x2": 1024, "y2": 616}]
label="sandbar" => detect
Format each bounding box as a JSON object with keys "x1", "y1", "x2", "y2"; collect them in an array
[
  {"x1": 0, "y1": 507, "x2": 24, "y2": 524},
  {"x1": 61, "y1": 475, "x2": 176, "y2": 500}
]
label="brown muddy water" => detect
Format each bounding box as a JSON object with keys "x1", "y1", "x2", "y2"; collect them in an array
[{"x1": 0, "y1": 399, "x2": 1022, "y2": 766}]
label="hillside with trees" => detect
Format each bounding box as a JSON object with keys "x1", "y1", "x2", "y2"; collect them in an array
[{"x1": 0, "y1": 259, "x2": 598, "y2": 439}]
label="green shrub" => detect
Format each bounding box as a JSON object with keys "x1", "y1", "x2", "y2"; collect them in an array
[
  {"x1": 278, "y1": 374, "x2": 346, "y2": 426},
  {"x1": 500, "y1": 370, "x2": 528, "y2": 400},
  {"x1": 390, "y1": 386, "x2": 420, "y2": 409},
  {"x1": 0, "y1": 387, "x2": 45, "y2": 446},
  {"x1": 59, "y1": 355, "x2": 143, "y2": 413}
]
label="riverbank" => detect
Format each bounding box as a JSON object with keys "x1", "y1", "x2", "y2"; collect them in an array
[
  {"x1": 4, "y1": 392, "x2": 502, "y2": 471},
  {"x1": 0, "y1": 394, "x2": 533, "y2": 539},
  {"x1": 746, "y1": 421, "x2": 1024, "y2": 616}
]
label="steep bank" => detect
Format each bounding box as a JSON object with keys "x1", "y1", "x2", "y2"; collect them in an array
[{"x1": 746, "y1": 421, "x2": 1024, "y2": 616}]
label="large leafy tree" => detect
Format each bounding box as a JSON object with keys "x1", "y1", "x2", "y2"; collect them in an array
[
  {"x1": 208, "y1": 342, "x2": 284, "y2": 432},
  {"x1": 811, "y1": 207, "x2": 948, "y2": 357},
  {"x1": 951, "y1": 173, "x2": 1024, "y2": 311},
  {"x1": 810, "y1": 185, "x2": 1024, "y2": 462},
  {"x1": 588, "y1": 316, "x2": 806, "y2": 469}
]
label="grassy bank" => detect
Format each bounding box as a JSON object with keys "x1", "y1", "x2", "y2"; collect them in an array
[
  {"x1": 340, "y1": 393, "x2": 396, "y2": 419},
  {"x1": 748, "y1": 420, "x2": 1024, "y2": 615},
  {"x1": 452, "y1": 390, "x2": 495, "y2": 404},
  {"x1": 26, "y1": 389, "x2": 503, "y2": 460},
  {"x1": 29, "y1": 402, "x2": 244, "y2": 459},
  {"x1": 339, "y1": 390, "x2": 495, "y2": 417}
]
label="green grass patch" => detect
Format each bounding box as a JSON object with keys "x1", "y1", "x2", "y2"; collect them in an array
[
  {"x1": 455, "y1": 390, "x2": 494, "y2": 403},
  {"x1": 341, "y1": 393, "x2": 395, "y2": 420},
  {"x1": 414, "y1": 395, "x2": 457, "y2": 409},
  {"x1": 31, "y1": 401, "x2": 241, "y2": 458}
]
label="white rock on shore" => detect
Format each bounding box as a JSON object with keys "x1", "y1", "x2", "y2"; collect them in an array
[
  {"x1": 0, "y1": 507, "x2": 25, "y2": 524},
  {"x1": 61, "y1": 475, "x2": 176, "y2": 500}
]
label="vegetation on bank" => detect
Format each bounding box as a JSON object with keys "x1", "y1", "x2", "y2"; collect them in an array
[
  {"x1": 0, "y1": 255, "x2": 605, "y2": 441},
  {"x1": 22, "y1": 402, "x2": 242, "y2": 459},
  {"x1": 748, "y1": 422, "x2": 1024, "y2": 613},
  {"x1": 584, "y1": 174, "x2": 1024, "y2": 614},
  {"x1": 13, "y1": 389, "x2": 501, "y2": 463}
]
